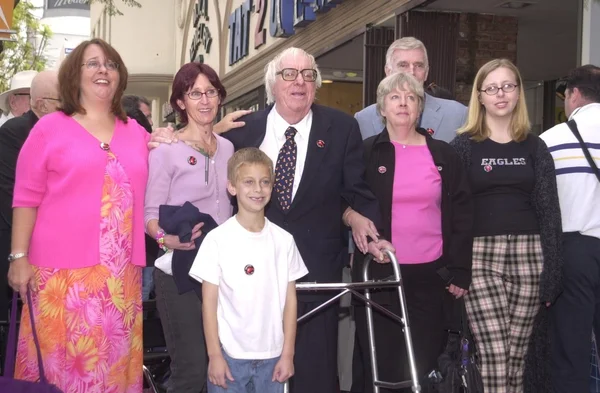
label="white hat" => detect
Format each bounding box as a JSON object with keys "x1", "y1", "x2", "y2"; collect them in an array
[{"x1": 0, "y1": 70, "x2": 38, "y2": 113}]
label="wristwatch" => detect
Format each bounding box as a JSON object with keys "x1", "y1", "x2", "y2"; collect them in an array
[{"x1": 7, "y1": 252, "x2": 28, "y2": 263}]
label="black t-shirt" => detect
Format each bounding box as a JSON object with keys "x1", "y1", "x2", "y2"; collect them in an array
[{"x1": 469, "y1": 138, "x2": 539, "y2": 236}]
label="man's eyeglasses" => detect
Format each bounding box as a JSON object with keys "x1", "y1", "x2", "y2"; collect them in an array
[
  {"x1": 480, "y1": 83, "x2": 519, "y2": 96},
  {"x1": 82, "y1": 59, "x2": 119, "y2": 71},
  {"x1": 187, "y1": 89, "x2": 219, "y2": 100},
  {"x1": 276, "y1": 68, "x2": 318, "y2": 82}
]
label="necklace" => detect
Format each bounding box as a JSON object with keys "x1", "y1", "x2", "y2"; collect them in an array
[{"x1": 180, "y1": 132, "x2": 217, "y2": 158}]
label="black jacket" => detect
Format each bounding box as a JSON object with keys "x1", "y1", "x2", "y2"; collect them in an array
[
  {"x1": 0, "y1": 110, "x2": 39, "y2": 231},
  {"x1": 353, "y1": 127, "x2": 474, "y2": 290},
  {"x1": 158, "y1": 202, "x2": 218, "y2": 299}
]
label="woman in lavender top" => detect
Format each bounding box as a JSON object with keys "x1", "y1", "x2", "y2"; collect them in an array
[{"x1": 144, "y1": 62, "x2": 234, "y2": 393}]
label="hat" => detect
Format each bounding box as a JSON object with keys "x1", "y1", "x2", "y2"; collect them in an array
[{"x1": 0, "y1": 70, "x2": 38, "y2": 113}]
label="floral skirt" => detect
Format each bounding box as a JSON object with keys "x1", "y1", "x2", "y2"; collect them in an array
[{"x1": 15, "y1": 151, "x2": 143, "y2": 393}]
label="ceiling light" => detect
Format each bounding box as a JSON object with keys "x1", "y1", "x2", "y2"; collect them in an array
[
  {"x1": 346, "y1": 72, "x2": 358, "y2": 77},
  {"x1": 332, "y1": 71, "x2": 345, "y2": 78},
  {"x1": 322, "y1": 79, "x2": 334, "y2": 84}
]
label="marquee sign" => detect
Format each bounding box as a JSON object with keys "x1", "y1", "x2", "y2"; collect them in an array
[{"x1": 229, "y1": 0, "x2": 347, "y2": 65}]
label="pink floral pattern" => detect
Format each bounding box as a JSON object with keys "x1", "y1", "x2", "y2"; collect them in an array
[{"x1": 15, "y1": 152, "x2": 143, "y2": 393}]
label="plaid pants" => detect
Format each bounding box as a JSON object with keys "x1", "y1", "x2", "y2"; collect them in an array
[{"x1": 465, "y1": 234, "x2": 543, "y2": 393}]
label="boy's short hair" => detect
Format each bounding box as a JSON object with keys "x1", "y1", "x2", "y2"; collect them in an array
[{"x1": 227, "y1": 147, "x2": 275, "y2": 183}]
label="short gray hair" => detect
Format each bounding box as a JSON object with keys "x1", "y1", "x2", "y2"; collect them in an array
[
  {"x1": 385, "y1": 37, "x2": 429, "y2": 70},
  {"x1": 264, "y1": 47, "x2": 322, "y2": 104},
  {"x1": 376, "y1": 72, "x2": 425, "y2": 121}
]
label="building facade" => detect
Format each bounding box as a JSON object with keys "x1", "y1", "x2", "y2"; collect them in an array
[{"x1": 91, "y1": 0, "x2": 594, "y2": 130}]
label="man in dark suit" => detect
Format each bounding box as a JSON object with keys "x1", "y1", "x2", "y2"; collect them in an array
[
  {"x1": 221, "y1": 47, "x2": 392, "y2": 393},
  {"x1": 0, "y1": 70, "x2": 59, "y2": 362}
]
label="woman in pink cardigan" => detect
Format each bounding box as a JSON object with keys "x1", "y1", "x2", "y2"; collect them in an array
[{"x1": 7, "y1": 38, "x2": 150, "y2": 392}]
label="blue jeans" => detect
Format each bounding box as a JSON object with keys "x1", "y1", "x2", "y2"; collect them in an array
[{"x1": 207, "y1": 351, "x2": 284, "y2": 393}]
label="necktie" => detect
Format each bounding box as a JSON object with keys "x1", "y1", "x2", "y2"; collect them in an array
[{"x1": 274, "y1": 126, "x2": 298, "y2": 211}]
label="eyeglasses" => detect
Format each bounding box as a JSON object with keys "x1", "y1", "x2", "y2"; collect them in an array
[
  {"x1": 187, "y1": 89, "x2": 219, "y2": 100},
  {"x1": 14, "y1": 93, "x2": 30, "y2": 97},
  {"x1": 276, "y1": 68, "x2": 318, "y2": 82},
  {"x1": 480, "y1": 83, "x2": 519, "y2": 95},
  {"x1": 81, "y1": 59, "x2": 119, "y2": 71}
]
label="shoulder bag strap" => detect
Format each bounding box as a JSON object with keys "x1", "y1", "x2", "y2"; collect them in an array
[{"x1": 567, "y1": 119, "x2": 600, "y2": 183}]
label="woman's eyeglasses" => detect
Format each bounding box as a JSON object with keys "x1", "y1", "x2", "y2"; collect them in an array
[
  {"x1": 480, "y1": 83, "x2": 519, "y2": 95},
  {"x1": 81, "y1": 59, "x2": 119, "y2": 71},
  {"x1": 187, "y1": 89, "x2": 219, "y2": 100}
]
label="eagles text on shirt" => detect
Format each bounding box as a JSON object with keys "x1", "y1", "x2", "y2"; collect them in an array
[{"x1": 480, "y1": 158, "x2": 526, "y2": 166}]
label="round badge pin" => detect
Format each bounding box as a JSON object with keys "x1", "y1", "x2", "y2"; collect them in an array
[
  {"x1": 484, "y1": 165, "x2": 492, "y2": 172},
  {"x1": 188, "y1": 156, "x2": 197, "y2": 165},
  {"x1": 317, "y1": 140, "x2": 325, "y2": 148},
  {"x1": 100, "y1": 142, "x2": 110, "y2": 151},
  {"x1": 378, "y1": 166, "x2": 387, "y2": 174},
  {"x1": 244, "y1": 264, "x2": 255, "y2": 275}
]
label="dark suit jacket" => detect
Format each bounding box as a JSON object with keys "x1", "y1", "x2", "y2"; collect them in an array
[
  {"x1": 0, "y1": 110, "x2": 39, "y2": 231},
  {"x1": 158, "y1": 202, "x2": 218, "y2": 299},
  {"x1": 222, "y1": 104, "x2": 381, "y2": 293},
  {"x1": 0, "y1": 110, "x2": 39, "y2": 321}
]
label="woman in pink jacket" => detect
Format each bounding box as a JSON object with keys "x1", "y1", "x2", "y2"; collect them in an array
[{"x1": 7, "y1": 38, "x2": 150, "y2": 392}]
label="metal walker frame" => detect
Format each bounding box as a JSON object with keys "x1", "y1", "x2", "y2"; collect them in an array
[{"x1": 284, "y1": 249, "x2": 421, "y2": 393}]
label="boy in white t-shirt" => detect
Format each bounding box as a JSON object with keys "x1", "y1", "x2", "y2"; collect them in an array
[{"x1": 189, "y1": 147, "x2": 308, "y2": 393}]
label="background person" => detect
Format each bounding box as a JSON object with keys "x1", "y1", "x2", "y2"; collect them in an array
[
  {"x1": 122, "y1": 94, "x2": 159, "y2": 301},
  {"x1": 0, "y1": 70, "x2": 38, "y2": 127},
  {"x1": 539, "y1": 64, "x2": 600, "y2": 393},
  {"x1": 355, "y1": 37, "x2": 466, "y2": 143}
]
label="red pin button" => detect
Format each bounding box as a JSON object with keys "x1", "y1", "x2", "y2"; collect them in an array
[
  {"x1": 244, "y1": 264, "x2": 255, "y2": 275},
  {"x1": 484, "y1": 165, "x2": 492, "y2": 172},
  {"x1": 188, "y1": 156, "x2": 197, "y2": 165},
  {"x1": 378, "y1": 166, "x2": 387, "y2": 174},
  {"x1": 317, "y1": 140, "x2": 325, "y2": 148},
  {"x1": 100, "y1": 142, "x2": 110, "y2": 151}
]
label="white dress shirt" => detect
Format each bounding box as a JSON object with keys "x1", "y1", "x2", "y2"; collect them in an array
[
  {"x1": 260, "y1": 105, "x2": 313, "y2": 200},
  {"x1": 0, "y1": 112, "x2": 15, "y2": 128}
]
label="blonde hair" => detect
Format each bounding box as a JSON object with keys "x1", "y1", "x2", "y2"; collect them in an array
[
  {"x1": 376, "y1": 72, "x2": 424, "y2": 122},
  {"x1": 227, "y1": 147, "x2": 274, "y2": 183},
  {"x1": 385, "y1": 37, "x2": 429, "y2": 70},
  {"x1": 458, "y1": 58, "x2": 530, "y2": 142},
  {"x1": 264, "y1": 47, "x2": 322, "y2": 104}
]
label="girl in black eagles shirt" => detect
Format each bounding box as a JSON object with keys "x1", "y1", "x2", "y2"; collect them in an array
[{"x1": 450, "y1": 59, "x2": 562, "y2": 393}]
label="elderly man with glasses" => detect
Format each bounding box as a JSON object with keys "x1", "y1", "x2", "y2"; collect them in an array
[{"x1": 219, "y1": 47, "x2": 392, "y2": 393}]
